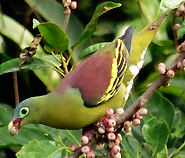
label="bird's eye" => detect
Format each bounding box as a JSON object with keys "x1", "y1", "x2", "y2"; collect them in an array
[{"x1": 19, "y1": 107, "x2": 29, "y2": 118}]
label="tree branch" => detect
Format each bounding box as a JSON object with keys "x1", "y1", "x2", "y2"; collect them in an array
[{"x1": 68, "y1": 51, "x2": 185, "y2": 158}]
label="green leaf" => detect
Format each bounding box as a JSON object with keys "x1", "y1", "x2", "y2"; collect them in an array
[
  {"x1": 121, "y1": 135, "x2": 142, "y2": 158},
  {"x1": 77, "y1": 42, "x2": 109, "y2": 61},
  {"x1": 33, "y1": 18, "x2": 40, "y2": 29},
  {"x1": 0, "y1": 105, "x2": 13, "y2": 126},
  {"x1": 142, "y1": 117, "x2": 170, "y2": 156},
  {"x1": 158, "y1": 0, "x2": 184, "y2": 16},
  {"x1": 16, "y1": 140, "x2": 63, "y2": 158},
  {"x1": 178, "y1": 20, "x2": 185, "y2": 39},
  {"x1": 143, "y1": 92, "x2": 175, "y2": 129},
  {"x1": 60, "y1": 130, "x2": 81, "y2": 146},
  {"x1": 0, "y1": 58, "x2": 53, "y2": 75},
  {"x1": 0, "y1": 126, "x2": 54, "y2": 147},
  {"x1": 174, "y1": 151, "x2": 185, "y2": 158},
  {"x1": 37, "y1": 22, "x2": 69, "y2": 53},
  {"x1": 72, "y1": 2, "x2": 122, "y2": 50}
]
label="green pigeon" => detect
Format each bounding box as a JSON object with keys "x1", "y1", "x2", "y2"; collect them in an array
[{"x1": 8, "y1": 26, "x2": 134, "y2": 135}]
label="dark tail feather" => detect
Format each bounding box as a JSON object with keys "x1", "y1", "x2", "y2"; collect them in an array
[{"x1": 119, "y1": 26, "x2": 135, "y2": 55}]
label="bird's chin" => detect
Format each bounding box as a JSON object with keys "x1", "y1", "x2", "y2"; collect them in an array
[{"x1": 8, "y1": 118, "x2": 22, "y2": 136}]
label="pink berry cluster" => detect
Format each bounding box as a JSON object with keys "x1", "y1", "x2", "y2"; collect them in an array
[
  {"x1": 66, "y1": 108, "x2": 148, "y2": 158},
  {"x1": 124, "y1": 108, "x2": 148, "y2": 133},
  {"x1": 62, "y1": 0, "x2": 77, "y2": 15},
  {"x1": 174, "y1": 4, "x2": 185, "y2": 53},
  {"x1": 96, "y1": 109, "x2": 122, "y2": 158}
]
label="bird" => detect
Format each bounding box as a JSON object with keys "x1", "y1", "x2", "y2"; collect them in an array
[{"x1": 8, "y1": 26, "x2": 134, "y2": 135}]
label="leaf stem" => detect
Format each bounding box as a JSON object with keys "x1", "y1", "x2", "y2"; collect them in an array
[
  {"x1": 51, "y1": 51, "x2": 62, "y2": 63},
  {"x1": 61, "y1": 53, "x2": 69, "y2": 74},
  {"x1": 54, "y1": 67, "x2": 65, "y2": 77}
]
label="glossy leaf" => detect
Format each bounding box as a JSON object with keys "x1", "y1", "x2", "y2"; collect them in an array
[
  {"x1": 0, "y1": 126, "x2": 54, "y2": 147},
  {"x1": 37, "y1": 22, "x2": 69, "y2": 53},
  {"x1": 143, "y1": 92, "x2": 175, "y2": 129},
  {"x1": 178, "y1": 20, "x2": 185, "y2": 39},
  {"x1": 72, "y1": 2, "x2": 122, "y2": 50},
  {"x1": 142, "y1": 117, "x2": 170, "y2": 156},
  {"x1": 25, "y1": 0, "x2": 84, "y2": 49},
  {"x1": 158, "y1": 0, "x2": 184, "y2": 16},
  {"x1": 16, "y1": 140, "x2": 62, "y2": 158},
  {"x1": 77, "y1": 42, "x2": 109, "y2": 61},
  {"x1": 0, "y1": 58, "x2": 52, "y2": 75},
  {"x1": 121, "y1": 135, "x2": 142, "y2": 158},
  {"x1": 0, "y1": 105, "x2": 13, "y2": 126},
  {"x1": 174, "y1": 151, "x2": 185, "y2": 158}
]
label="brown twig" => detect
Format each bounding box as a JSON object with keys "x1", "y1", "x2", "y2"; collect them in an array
[{"x1": 13, "y1": 72, "x2": 19, "y2": 106}]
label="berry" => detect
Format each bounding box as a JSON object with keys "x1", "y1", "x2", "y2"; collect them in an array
[
  {"x1": 109, "y1": 119, "x2": 116, "y2": 127},
  {"x1": 174, "y1": 24, "x2": 181, "y2": 31},
  {"x1": 112, "y1": 145, "x2": 120, "y2": 155},
  {"x1": 123, "y1": 121, "x2": 132, "y2": 129},
  {"x1": 135, "y1": 112, "x2": 143, "y2": 120},
  {"x1": 166, "y1": 70, "x2": 175, "y2": 78},
  {"x1": 86, "y1": 150, "x2": 95, "y2": 158},
  {"x1": 179, "y1": 42, "x2": 185, "y2": 52},
  {"x1": 116, "y1": 134, "x2": 122, "y2": 142},
  {"x1": 98, "y1": 126, "x2": 105, "y2": 134},
  {"x1": 138, "y1": 108, "x2": 148, "y2": 116},
  {"x1": 177, "y1": 62, "x2": 182, "y2": 69},
  {"x1": 69, "y1": 143, "x2": 78, "y2": 152},
  {"x1": 158, "y1": 63, "x2": 166, "y2": 74},
  {"x1": 106, "y1": 109, "x2": 114, "y2": 117},
  {"x1": 81, "y1": 145, "x2": 90, "y2": 154},
  {"x1": 81, "y1": 136, "x2": 89, "y2": 145},
  {"x1": 108, "y1": 133, "x2": 116, "y2": 140},
  {"x1": 10, "y1": 126, "x2": 18, "y2": 136},
  {"x1": 132, "y1": 119, "x2": 141, "y2": 126},
  {"x1": 70, "y1": 1, "x2": 77, "y2": 10},
  {"x1": 96, "y1": 143, "x2": 105, "y2": 150},
  {"x1": 113, "y1": 152, "x2": 121, "y2": 158},
  {"x1": 114, "y1": 139, "x2": 120, "y2": 145},
  {"x1": 124, "y1": 127, "x2": 131, "y2": 133},
  {"x1": 106, "y1": 127, "x2": 115, "y2": 132},
  {"x1": 115, "y1": 108, "x2": 124, "y2": 115},
  {"x1": 108, "y1": 141, "x2": 115, "y2": 148}
]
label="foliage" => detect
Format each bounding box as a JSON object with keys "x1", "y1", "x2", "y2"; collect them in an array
[{"x1": 0, "y1": 0, "x2": 185, "y2": 157}]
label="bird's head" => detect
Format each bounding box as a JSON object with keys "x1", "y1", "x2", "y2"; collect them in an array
[{"x1": 8, "y1": 97, "x2": 42, "y2": 136}]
